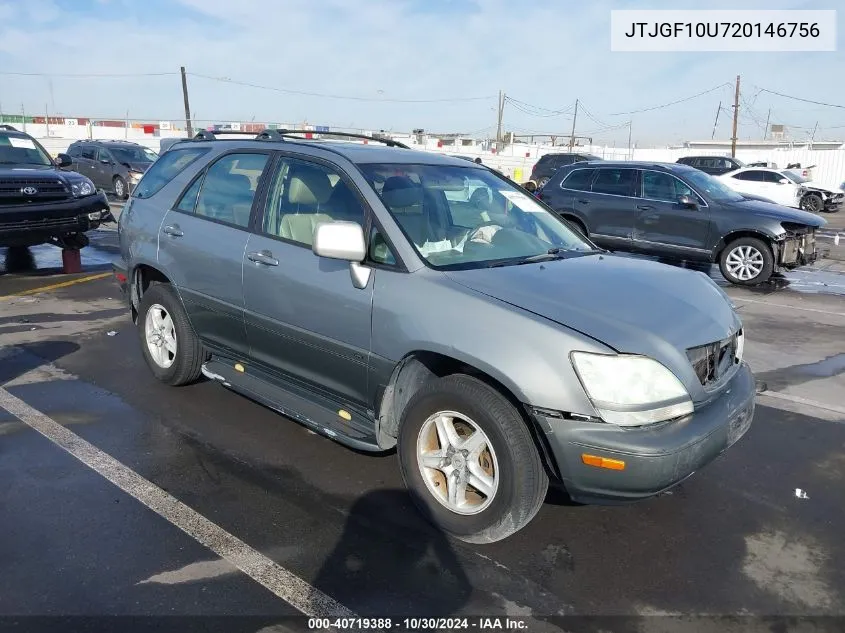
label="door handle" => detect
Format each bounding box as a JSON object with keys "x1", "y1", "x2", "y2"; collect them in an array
[
  {"x1": 162, "y1": 224, "x2": 183, "y2": 237},
  {"x1": 577, "y1": 199, "x2": 590, "y2": 205},
  {"x1": 637, "y1": 205, "x2": 654, "y2": 211},
  {"x1": 247, "y1": 250, "x2": 279, "y2": 266}
]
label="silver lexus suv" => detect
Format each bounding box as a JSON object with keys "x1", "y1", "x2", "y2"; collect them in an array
[{"x1": 114, "y1": 130, "x2": 755, "y2": 543}]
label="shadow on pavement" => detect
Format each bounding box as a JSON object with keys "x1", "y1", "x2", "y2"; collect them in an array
[
  {"x1": 0, "y1": 341, "x2": 80, "y2": 386},
  {"x1": 312, "y1": 489, "x2": 472, "y2": 617}
]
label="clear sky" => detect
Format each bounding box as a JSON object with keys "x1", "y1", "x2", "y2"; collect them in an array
[{"x1": 0, "y1": 0, "x2": 842, "y2": 146}]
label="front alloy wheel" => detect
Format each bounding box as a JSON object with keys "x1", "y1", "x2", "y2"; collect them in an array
[
  {"x1": 144, "y1": 304, "x2": 177, "y2": 369},
  {"x1": 719, "y1": 237, "x2": 774, "y2": 285},
  {"x1": 801, "y1": 193, "x2": 824, "y2": 214},
  {"x1": 417, "y1": 411, "x2": 499, "y2": 515}
]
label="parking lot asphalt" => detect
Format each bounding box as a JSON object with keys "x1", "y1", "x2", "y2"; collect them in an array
[{"x1": 2, "y1": 229, "x2": 845, "y2": 629}]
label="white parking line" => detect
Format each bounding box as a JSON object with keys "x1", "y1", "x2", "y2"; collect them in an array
[
  {"x1": 759, "y1": 390, "x2": 845, "y2": 418},
  {"x1": 0, "y1": 387, "x2": 356, "y2": 619}
]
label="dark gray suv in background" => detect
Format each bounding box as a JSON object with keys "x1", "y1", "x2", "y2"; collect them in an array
[
  {"x1": 114, "y1": 130, "x2": 755, "y2": 542},
  {"x1": 61, "y1": 139, "x2": 158, "y2": 199},
  {"x1": 539, "y1": 161, "x2": 825, "y2": 285}
]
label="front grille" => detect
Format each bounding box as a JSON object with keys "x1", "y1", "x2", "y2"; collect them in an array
[
  {"x1": 0, "y1": 178, "x2": 71, "y2": 205},
  {"x1": 0, "y1": 215, "x2": 81, "y2": 232},
  {"x1": 687, "y1": 331, "x2": 741, "y2": 388}
]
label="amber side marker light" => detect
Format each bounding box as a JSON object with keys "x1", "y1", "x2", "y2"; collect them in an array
[{"x1": 581, "y1": 453, "x2": 626, "y2": 470}]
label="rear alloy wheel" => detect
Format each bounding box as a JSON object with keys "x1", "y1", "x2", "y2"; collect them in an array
[
  {"x1": 537, "y1": 176, "x2": 550, "y2": 188},
  {"x1": 801, "y1": 193, "x2": 824, "y2": 214},
  {"x1": 137, "y1": 283, "x2": 206, "y2": 386},
  {"x1": 397, "y1": 374, "x2": 548, "y2": 543},
  {"x1": 719, "y1": 237, "x2": 774, "y2": 286},
  {"x1": 113, "y1": 175, "x2": 128, "y2": 200}
]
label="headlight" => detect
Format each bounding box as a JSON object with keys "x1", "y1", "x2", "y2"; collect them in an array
[
  {"x1": 69, "y1": 179, "x2": 95, "y2": 197},
  {"x1": 571, "y1": 352, "x2": 694, "y2": 426}
]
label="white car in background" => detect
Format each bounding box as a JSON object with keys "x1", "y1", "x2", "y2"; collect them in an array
[{"x1": 720, "y1": 167, "x2": 843, "y2": 213}]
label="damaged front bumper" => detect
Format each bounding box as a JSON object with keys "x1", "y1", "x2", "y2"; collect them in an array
[{"x1": 775, "y1": 228, "x2": 821, "y2": 269}]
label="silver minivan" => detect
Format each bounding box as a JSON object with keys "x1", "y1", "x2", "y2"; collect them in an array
[{"x1": 114, "y1": 131, "x2": 756, "y2": 543}]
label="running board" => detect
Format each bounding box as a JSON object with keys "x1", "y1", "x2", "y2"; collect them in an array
[{"x1": 201, "y1": 359, "x2": 382, "y2": 453}]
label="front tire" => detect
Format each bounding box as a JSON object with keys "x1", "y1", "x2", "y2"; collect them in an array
[
  {"x1": 137, "y1": 283, "x2": 205, "y2": 386},
  {"x1": 800, "y1": 193, "x2": 824, "y2": 214},
  {"x1": 719, "y1": 237, "x2": 774, "y2": 285},
  {"x1": 397, "y1": 374, "x2": 548, "y2": 544},
  {"x1": 113, "y1": 176, "x2": 128, "y2": 200}
]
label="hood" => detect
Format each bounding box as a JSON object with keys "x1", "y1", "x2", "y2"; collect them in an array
[
  {"x1": 0, "y1": 165, "x2": 58, "y2": 178},
  {"x1": 122, "y1": 161, "x2": 152, "y2": 173},
  {"x1": 723, "y1": 198, "x2": 826, "y2": 227},
  {"x1": 805, "y1": 181, "x2": 844, "y2": 195},
  {"x1": 445, "y1": 254, "x2": 740, "y2": 365}
]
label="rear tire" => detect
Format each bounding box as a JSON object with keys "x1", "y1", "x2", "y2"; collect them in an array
[
  {"x1": 137, "y1": 283, "x2": 205, "y2": 386},
  {"x1": 397, "y1": 374, "x2": 548, "y2": 544},
  {"x1": 537, "y1": 176, "x2": 550, "y2": 188},
  {"x1": 719, "y1": 237, "x2": 774, "y2": 286}
]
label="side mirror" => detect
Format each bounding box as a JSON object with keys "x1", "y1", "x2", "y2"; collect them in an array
[
  {"x1": 778, "y1": 178, "x2": 790, "y2": 185},
  {"x1": 100, "y1": 158, "x2": 112, "y2": 165},
  {"x1": 313, "y1": 221, "x2": 366, "y2": 262},
  {"x1": 55, "y1": 153, "x2": 72, "y2": 168},
  {"x1": 678, "y1": 194, "x2": 698, "y2": 209}
]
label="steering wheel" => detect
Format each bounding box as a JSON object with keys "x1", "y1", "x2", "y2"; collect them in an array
[{"x1": 467, "y1": 221, "x2": 506, "y2": 243}]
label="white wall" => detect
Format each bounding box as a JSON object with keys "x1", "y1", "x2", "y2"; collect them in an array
[{"x1": 27, "y1": 123, "x2": 845, "y2": 187}]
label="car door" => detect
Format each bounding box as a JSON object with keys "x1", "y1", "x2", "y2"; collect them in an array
[
  {"x1": 76, "y1": 145, "x2": 97, "y2": 180},
  {"x1": 633, "y1": 169, "x2": 712, "y2": 259},
  {"x1": 727, "y1": 169, "x2": 766, "y2": 199},
  {"x1": 157, "y1": 150, "x2": 272, "y2": 357},
  {"x1": 93, "y1": 147, "x2": 115, "y2": 189},
  {"x1": 759, "y1": 170, "x2": 798, "y2": 206},
  {"x1": 242, "y1": 154, "x2": 373, "y2": 406},
  {"x1": 578, "y1": 166, "x2": 639, "y2": 249}
]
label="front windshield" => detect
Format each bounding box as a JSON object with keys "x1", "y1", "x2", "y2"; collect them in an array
[
  {"x1": 0, "y1": 134, "x2": 53, "y2": 166},
  {"x1": 360, "y1": 163, "x2": 595, "y2": 269},
  {"x1": 782, "y1": 171, "x2": 809, "y2": 184},
  {"x1": 682, "y1": 168, "x2": 745, "y2": 203},
  {"x1": 110, "y1": 146, "x2": 158, "y2": 164}
]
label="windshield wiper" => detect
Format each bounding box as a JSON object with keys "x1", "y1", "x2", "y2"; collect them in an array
[{"x1": 485, "y1": 248, "x2": 566, "y2": 268}]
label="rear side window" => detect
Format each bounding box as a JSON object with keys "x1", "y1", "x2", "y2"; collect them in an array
[
  {"x1": 194, "y1": 152, "x2": 270, "y2": 227},
  {"x1": 591, "y1": 168, "x2": 637, "y2": 197},
  {"x1": 66, "y1": 145, "x2": 81, "y2": 158},
  {"x1": 133, "y1": 148, "x2": 209, "y2": 199},
  {"x1": 734, "y1": 170, "x2": 764, "y2": 182},
  {"x1": 561, "y1": 168, "x2": 595, "y2": 191},
  {"x1": 81, "y1": 146, "x2": 97, "y2": 160}
]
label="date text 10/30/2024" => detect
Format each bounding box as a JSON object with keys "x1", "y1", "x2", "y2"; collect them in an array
[{"x1": 308, "y1": 618, "x2": 529, "y2": 630}]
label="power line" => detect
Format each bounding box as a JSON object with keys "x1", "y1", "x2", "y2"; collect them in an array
[
  {"x1": 578, "y1": 103, "x2": 614, "y2": 129},
  {"x1": 504, "y1": 96, "x2": 575, "y2": 117},
  {"x1": 188, "y1": 73, "x2": 495, "y2": 103},
  {"x1": 609, "y1": 83, "x2": 733, "y2": 116},
  {"x1": 0, "y1": 71, "x2": 178, "y2": 77},
  {"x1": 754, "y1": 86, "x2": 845, "y2": 110}
]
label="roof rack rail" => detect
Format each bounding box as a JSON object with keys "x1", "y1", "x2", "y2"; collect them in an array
[
  {"x1": 0, "y1": 124, "x2": 19, "y2": 131},
  {"x1": 269, "y1": 129, "x2": 410, "y2": 149},
  {"x1": 191, "y1": 127, "x2": 409, "y2": 149}
]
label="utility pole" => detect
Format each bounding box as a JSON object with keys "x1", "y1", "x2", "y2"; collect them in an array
[
  {"x1": 627, "y1": 120, "x2": 633, "y2": 159},
  {"x1": 810, "y1": 121, "x2": 818, "y2": 149},
  {"x1": 568, "y1": 99, "x2": 579, "y2": 152},
  {"x1": 180, "y1": 66, "x2": 193, "y2": 137},
  {"x1": 21, "y1": 104, "x2": 26, "y2": 133},
  {"x1": 730, "y1": 75, "x2": 740, "y2": 158},
  {"x1": 763, "y1": 108, "x2": 771, "y2": 140},
  {"x1": 711, "y1": 101, "x2": 721, "y2": 139},
  {"x1": 495, "y1": 90, "x2": 504, "y2": 147},
  {"x1": 45, "y1": 104, "x2": 49, "y2": 137}
]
